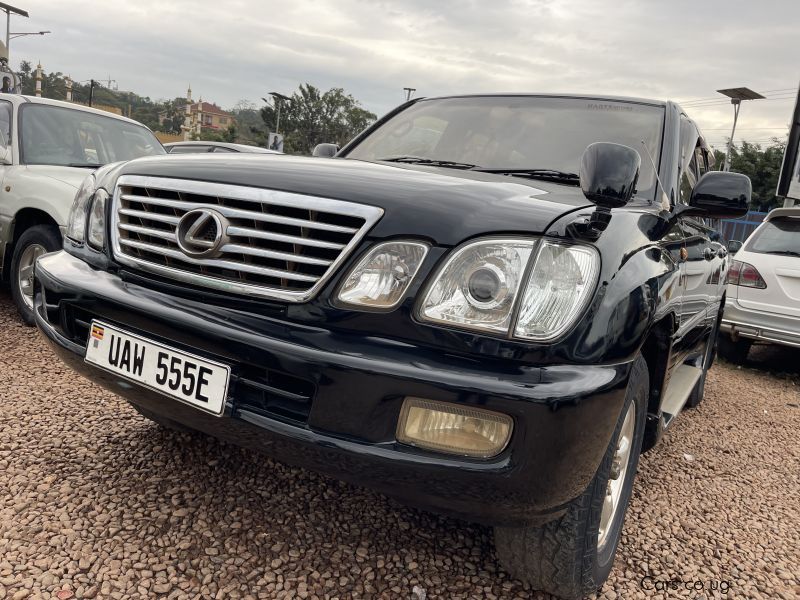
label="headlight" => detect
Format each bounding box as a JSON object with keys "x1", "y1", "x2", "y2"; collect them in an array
[
  {"x1": 419, "y1": 238, "x2": 536, "y2": 333},
  {"x1": 66, "y1": 174, "x2": 97, "y2": 243},
  {"x1": 419, "y1": 237, "x2": 599, "y2": 340},
  {"x1": 87, "y1": 189, "x2": 109, "y2": 250},
  {"x1": 337, "y1": 241, "x2": 429, "y2": 309},
  {"x1": 514, "y1": 241, "x2": 600, "y2": 341}
]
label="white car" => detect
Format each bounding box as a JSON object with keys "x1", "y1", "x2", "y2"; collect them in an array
[
  {"x1": 0, "y1": 93, "x2": 165, "y2": 324},
  {"x1": 720, "y1": 206, "x2": 800, "y2": 361},
  {"x1": 164, "y1": 141, "x2": 280, "y2": 154}
]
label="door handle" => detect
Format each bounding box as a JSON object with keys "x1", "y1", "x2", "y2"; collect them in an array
[{"x1": 703, "y1": 247, "x2": 716, "y2": 261}]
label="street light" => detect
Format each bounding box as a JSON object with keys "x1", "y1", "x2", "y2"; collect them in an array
[
  {"x1": 403, "y1": 87, "x2": 416, "y2": 101},
  {"x1": 9, "y1": 30, "x2": 49, "y2": 39},
  {"x1": 262, "y1": 92, "x2": 291, "y2": 134},
  {"x1": 0, "y1": 2, "x2": 29, "y2": 63},
  {"x1": 717, "y1": 87, "x2": 766, "y2": 171}
]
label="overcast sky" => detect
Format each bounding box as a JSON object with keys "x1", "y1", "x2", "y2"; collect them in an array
[{"x1": 10, "y1": 0, "x2": 799, "y2": 149}]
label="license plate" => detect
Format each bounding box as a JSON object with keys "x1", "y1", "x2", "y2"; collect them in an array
[{"x1": 84, "y1": 321, "x2": 230, "y2": 415}]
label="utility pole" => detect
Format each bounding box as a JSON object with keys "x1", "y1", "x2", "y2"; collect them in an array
[
  {"x1": 403, "y1": 87, "x2": 416, "y2": 101},
  {"x1": 88, "y1": 79, "x2": 95, "y2": 107},
  {"x1": 263, "y1": 92, "x2": 290, "y2": 134}
]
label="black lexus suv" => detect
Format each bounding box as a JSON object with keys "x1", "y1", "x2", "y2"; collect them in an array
[{"x1": 34, "y1": 94, "x2": 749, "y2": 599}]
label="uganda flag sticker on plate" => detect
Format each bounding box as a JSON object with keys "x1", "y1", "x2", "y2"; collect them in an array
[{"x1": 91, "y1": 324, "x2": 105, "y2": 341}]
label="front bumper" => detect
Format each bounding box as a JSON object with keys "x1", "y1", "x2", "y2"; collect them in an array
[
  {"x1": 721, "y1": 297, "x2": 800, "y2": 348},
  {"x1": 34, "y1": 250, "x2": 632, "y2": 526}
]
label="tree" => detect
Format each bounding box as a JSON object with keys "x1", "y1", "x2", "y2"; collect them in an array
[
  {"x1": 714, "y1": 139, "x2": 786, "y2": 211},
  {"x1": 158, "y1": 97, "x2": 189, "y2": 134},
  {"x1": 260, "y1": 84, "x2": 376, "y2": 154},
  {"x1": 230, "y1": 99, "x2": 267, "y2": 146}
]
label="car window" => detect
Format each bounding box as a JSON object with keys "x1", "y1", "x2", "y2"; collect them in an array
[
  {"x1": 745, "y1": 218, "x2": 800, "y2": 255},
  {"x1": 678, "y1": 117, "x2": 699, "y2": 204},
  {"x1": 212, "y1": 146, "x2": 237, "y2": 153},
  {"x1": 19, "y1": 104, "x2": 164, "y2": 166},
  {"x1": 347, "y1": 96, "x2": 666, "y2": 201},
  {"x1": 0, "y1": 100, "x2": 11, "y2": 146},
  {"x1": 168, "y1": 145, "x2": 212, "y2": 154}
]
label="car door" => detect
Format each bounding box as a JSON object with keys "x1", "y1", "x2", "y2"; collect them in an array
[{"x1": 0, "y1": 99, "x2": 13, "y2": 236}]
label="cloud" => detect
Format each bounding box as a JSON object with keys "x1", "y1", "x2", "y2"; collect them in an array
[{"x1": 11, "y1": 0, "x2": 799, "y2": 146}]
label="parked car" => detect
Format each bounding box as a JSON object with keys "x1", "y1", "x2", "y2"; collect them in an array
[
  {"x1": 34, "y1": 94, "x2": 748, "y2": 599},
  {"x1": 164, "y1": 141, "x2": 280, "y2": 154},
  {"x1": 0, "y1": 93, "x2": 165, "y2": 323},
  {"x1": 720, "y1": 206, "x2": 800, "y2": 361}
]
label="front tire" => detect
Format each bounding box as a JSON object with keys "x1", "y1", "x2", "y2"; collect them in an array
[
  {"x1": 494, "y1": 355, "x2": 648, "y2": 599},
  {"x1": 10, "y1": 225, "x2": 61, "y2": 326}
]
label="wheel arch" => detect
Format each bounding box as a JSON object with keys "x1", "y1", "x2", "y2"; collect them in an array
[
  {"x1": 2, "y1": 208, "x2": 62, "y2": 281},
  {"x1": 639, "y1": 312, "x2": 677, "y2": 452}
]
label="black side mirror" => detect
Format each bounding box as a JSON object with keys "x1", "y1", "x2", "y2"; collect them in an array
[
  {"x1": 727, "y1": 239, "x2": 743, "y2": 254},
  {"x1": 579, "y1": 142, "x2": 641, "y2": 208},
  {"x1": 312, "y1": 143, "x2": 339, "y2": 158},
  {"x1": 689, "y1": 172, "x2": 750, "y2": 219}
]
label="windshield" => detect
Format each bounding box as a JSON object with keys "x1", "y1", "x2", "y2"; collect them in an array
[
  {"x1": 746, "y1": 218, "x2": 800, "y2": 255},
  {"x1": 19, "y1": 103, "x2": 165, "y2": 167},
  {"x1": 346, "y1": 96, "x2": 665, "y2": 199}
]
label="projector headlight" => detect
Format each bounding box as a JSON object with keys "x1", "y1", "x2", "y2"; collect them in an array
[
  {"x1": 419, "y1": 238, "x2": 536, "y2": 334},
  {"x1": 419, "y1": 237, "x2": 599, "y2": 340},
  {"x1": 337, "y1": 241, "x2": 429, "y2": 309}
]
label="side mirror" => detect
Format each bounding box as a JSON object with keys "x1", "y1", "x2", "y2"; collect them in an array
[
  {"x1": 727, "y1": 240, "x2": 743, "y2": 254},
  {"x1": 312, "y1": 143, "x2": 339, "y2": 158},
  {"x1": 579, "y1": 142, "x2": 641, "y2": 208},
  {"x1": 688, "y1": 172, "x2": 750, "y2": 219}
]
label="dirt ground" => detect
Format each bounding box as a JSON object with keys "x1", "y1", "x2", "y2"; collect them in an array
[{"x1": 1, "y1": 291, "x2": 798, "y2": 599}]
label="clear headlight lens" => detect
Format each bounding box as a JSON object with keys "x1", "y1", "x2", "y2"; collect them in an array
[
  {"x1": 419, "y1": 237, "x2": 599, "y2": 341},
  {"x1": 419, "y1": 239, "x2": 536, "y2": 333},
  {"x1": 513, "y1": 242, "x2": 599, "y2": 340},
  {"x1": 66, "y1": 174, "x2": 97, "y2": 243},
  {"x1": 87, "y1": 189, "x2": 109, "y2": 250},
  {"x1": 338, "y1": 241, "x2": 428, "y2": 309},
  {"x1": 397, "y1": 397, "x2": 513, "y2": 458}
]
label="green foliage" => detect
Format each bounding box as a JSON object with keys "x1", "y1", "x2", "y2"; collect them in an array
[
  {"x1": 260, "y1": 84, "x2": 377, "y2": 154},
  {"x1": 714, "y1": 139, "x2": 786, "y2": 211},
  {"x1": 196, "y1": 125, "x2": 238, "y2": 143},
  {"x1": 230, "y1": 100, "x2": 268, "y2": 146}
]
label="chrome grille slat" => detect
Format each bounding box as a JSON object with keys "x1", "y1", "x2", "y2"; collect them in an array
[
  {"x1": 118, "y1": 208, "x2": 180, "y2": 225},
  {"x1": 112, "y1": 175, "x2": 383, "y2": 302},
  {"x1": 118, "y1": 223, "x2": 178, "y2": 242},
  {"x1": 119, "y1": 238, "x2": 320, "y2": 282},
  {"x1": 220, "y1": 243, "x2": 333, "y2": 266},
  {"x1": 225, "y1": 226, "x2": 345, "y2": 250},
  {"x1": 121, "y1": 194, "x2": 359, "y2": 234}
]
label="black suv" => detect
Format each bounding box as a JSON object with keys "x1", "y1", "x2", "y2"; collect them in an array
[{"x1": 35, "y1": 94, "x2": 749, "y2": 599}]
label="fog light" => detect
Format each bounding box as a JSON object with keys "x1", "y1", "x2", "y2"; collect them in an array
[{"x1": 396, "y1": 397, "x2": 513, "y2": 458}]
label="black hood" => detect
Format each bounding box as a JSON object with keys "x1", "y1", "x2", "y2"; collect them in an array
[{"x1": 116, "y1": 154, "x2": 592, "y2": 246}]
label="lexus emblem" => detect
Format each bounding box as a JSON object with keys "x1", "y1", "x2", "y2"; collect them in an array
[{"x1": 176, "y1": 208, "x2": 229, "y2": 258}]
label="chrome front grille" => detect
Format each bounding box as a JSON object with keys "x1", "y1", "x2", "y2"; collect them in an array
[{"x1": 111, "y1": 175, "x2": 383, "y2": 301}]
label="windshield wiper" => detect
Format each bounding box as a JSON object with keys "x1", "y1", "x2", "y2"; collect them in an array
[
  {"x1": 377, "y1": 156, "x2": 479, "y2": 170},
  {"x1": 764, "y1": 250, "x2": 800, "y2": 257},
  {"x1": 474, "y1": 168, "x2": 581, "y2": 185},
  {"x1": 68, "y1": 163, "x2": 104, "y2": 169}
]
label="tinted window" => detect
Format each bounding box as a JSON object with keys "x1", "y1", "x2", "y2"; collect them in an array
[
  {"x1": 168, "y1": 145, "x2": 212, "y2": 153},
  {"x1": 746, "y1": 218, "x2": 800, "y2": 255},
  {"x1": 0, "y1": 100, "x2": 10, "y2": 145},
  {"x1": 20, "y1": 104, "x2": 164, "y2": 166},
  {"x1": 212, "y1": 146, "x2": 237, "y2": 153},
  {"x1": 347, "y1": 96, "x2": 666, "y2": 200}
]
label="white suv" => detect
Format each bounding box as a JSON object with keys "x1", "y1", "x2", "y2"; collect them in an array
[
  {"x1": 0, "y1": 94, "x2": 164, "y2": 323},
  {"x1": 720, "y1": 206, "x2": 800, "y2": 361}
]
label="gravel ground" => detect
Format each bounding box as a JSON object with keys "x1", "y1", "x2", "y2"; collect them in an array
[{"x1": 1, "y1": 290, "x2": 798, "y2": 600}]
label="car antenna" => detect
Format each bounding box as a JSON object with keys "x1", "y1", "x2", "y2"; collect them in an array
[{"x1": 640, "y1": 140, "x2": 670, "y2": 210}]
